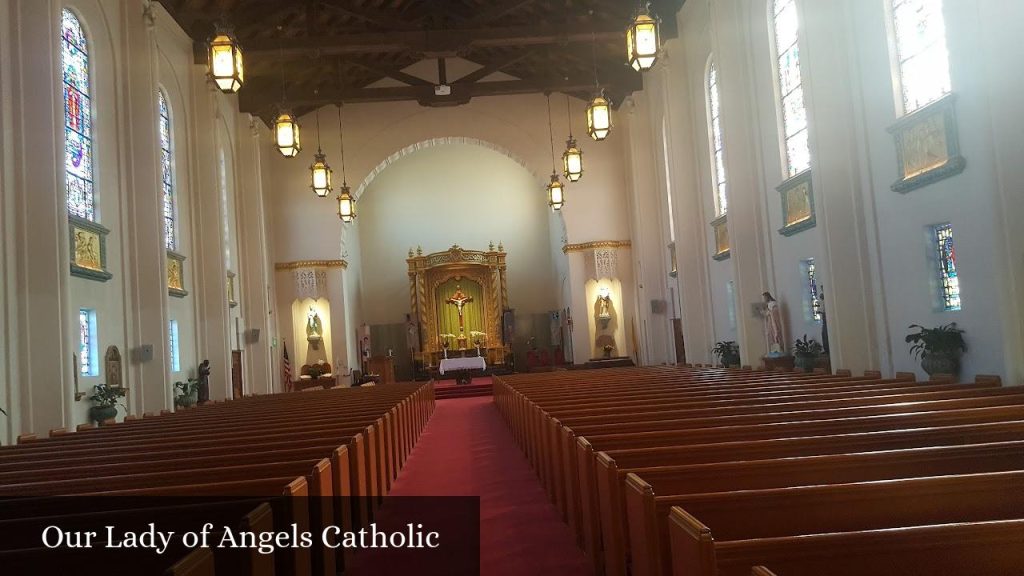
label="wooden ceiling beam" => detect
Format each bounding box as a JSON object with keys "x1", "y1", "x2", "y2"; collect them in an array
[
  {"x1": 348, "y1": 59, "x2": 432, "y2": 87},
  {"x1": 455, "y1": 48, "x2": 539, "y2": 84},
  {"x1": 463, "y1": 0, "x2": 539, "y2": 27},
  {"x1": 233, "y1": 25, "x2": 626, "y2": 61},
  {"x1": 239, "y1": 74, "x2": 641, "y2": 115},
  {"x1": 318, "y1": 1, "x2": 424, "y2": 31}
]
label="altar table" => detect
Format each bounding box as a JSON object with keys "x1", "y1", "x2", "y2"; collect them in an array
[{"x1": 439, "y1": 357, "x2": 487, "y2": 385}]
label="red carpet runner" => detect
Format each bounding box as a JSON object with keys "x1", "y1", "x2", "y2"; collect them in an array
[{"x1": 385, "y1": 395, "x2": 593, "y2": 576}]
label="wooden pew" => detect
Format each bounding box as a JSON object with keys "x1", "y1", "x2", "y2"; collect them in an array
[
  {"x1": 0, "y1": 383, "x2": 435, "y2": 576},
  {"x1": 651, "y1": 470, "x2": 1024, "y2": 576},
  {"x1": 624, "y1": 443, "x2": 1024, "y2": 576},
  {"x1": 670, "y1": 514, "x2": 1024, "y2": 576},
  {"x1": 593, "y1": 420, "x2": 1024, "y2": 575}
]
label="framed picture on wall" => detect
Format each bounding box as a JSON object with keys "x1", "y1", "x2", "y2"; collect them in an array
[
  {"x1": 69, "y1": 216, "x2": 112, "y2": 281},
  {"x1": 711, "y1": 214, "x2": 730, "y2": 260},
  {"x1": 777, "y1": 169, "x2": 816, "y2": 236},
  {"x1": 888, "y1": 94, "x2": 966, "y2": 193}
]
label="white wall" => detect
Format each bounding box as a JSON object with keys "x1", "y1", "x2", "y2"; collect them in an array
[
  {"x1": 263, "y1": 93, "x2": 638, "y2": 369},
  {"x1": 0, "y1": 0, "x2": 275, "y2": 440},
  {"x1": 357, "y1": 143, "x2": 557, "y2": 325},
  {"x1": 627, "y1": 0, "x2": 1024, "y2": 382}
]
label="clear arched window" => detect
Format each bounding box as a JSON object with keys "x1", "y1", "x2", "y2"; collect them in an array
[
  {"x1": 890, "y1": 0, "x2": 951, "y2": 114},
  {"x1": 62, "y1": 9, "x2": 95, "y2": 221},
  {"x1": 771, "y1": 0, "x2": 811, "y2": 178},
  {"x1": 706, "y1": 60, "x2": 727, "y2": 215},
  {"x1": 158, "y1": 89, "x2": 176, "y2": 250}
]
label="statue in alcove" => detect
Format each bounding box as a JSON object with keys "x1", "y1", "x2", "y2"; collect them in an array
[{"x1": 306, "y1": 306, "x2": 323, "y2": 349}]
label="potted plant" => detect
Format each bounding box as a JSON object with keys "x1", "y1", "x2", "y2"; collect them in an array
[
  {"x1": 792, "y1": 335, "x2": 823, "y2": 371},
  {"x1": 712, "y1": 341, "x2": 740, "y2": 368},
  {"x1": 602, "y1": 344, "x2": 615, "y2": 359},
  {"x1": 906, "y1": 323, "x2": 966, "y2": 377},
  {"x1": 88, "y1": 384, "x2": 126, "y2": 424},
  {"x1": 174, "y1": 378, "x2": 200, "y2": 408}
]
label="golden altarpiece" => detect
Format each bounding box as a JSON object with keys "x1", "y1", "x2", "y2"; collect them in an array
[{"x1": 407, "y1": 244, "x2": 510, "y2": 367}]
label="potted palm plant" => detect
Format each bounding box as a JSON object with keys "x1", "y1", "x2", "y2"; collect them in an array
[
  {"x1": 793, "y1": 335, "x2": 824, "y2": 371},
  {"x1": 712, "y1": 341, "x2": 740, "y2": 368},
  {"x1": 906, "y1": 323, "x2": 966, "y2": 377},
  {"x1": 88, "y1": 384, "x2": 126, "y2": 424}
]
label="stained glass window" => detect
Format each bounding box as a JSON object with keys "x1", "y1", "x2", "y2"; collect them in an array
[
  {"x1": 726, "y1": 280, "x2": 737, "y2": 330},
  {"x1": 62, "y1": 10, "x2": 95, "y2": 221},
  {"x1": 771, "y1": 0, "x2": 811, "y2": 177},
  {"x1": 933, "y1": 223, "x2": 961, "y2": 311},
  {"x1": 707, "y1": 61, "x2": 728, "y2": 215},
  {"x1": 158, "y1": 90, "x2": 176, "y2": 250},
  {"x1": 79, "y1": 308, "x2": 97, "y2": 376},
  {"x1": 169, "y1": 320, "x2": 180, "y2": 373},
  {"x1": 891, "y1": 0, "x2": 951, "y2": 114},
  {"x1": 801, "y1": 258, "x2": 822, "y2": 322}
]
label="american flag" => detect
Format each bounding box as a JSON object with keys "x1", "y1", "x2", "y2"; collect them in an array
[{"x1": 282, "y1": 341, "x2": 292, "y2": 392}]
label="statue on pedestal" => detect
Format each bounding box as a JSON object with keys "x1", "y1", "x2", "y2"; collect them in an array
[
  {"x1": 761, "y1": 292, "x2": 786, "y2": 357},
  {"x1": 306, "y1": 306, "x2": 323, "y2": 349},
  {"x1": 197, "y1": 359, "x2": 211, "y2": 404}
]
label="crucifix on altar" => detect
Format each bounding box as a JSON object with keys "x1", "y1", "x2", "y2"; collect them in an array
[{"x1": 446, "y1": 285, "x2": 474, "y2": 347}]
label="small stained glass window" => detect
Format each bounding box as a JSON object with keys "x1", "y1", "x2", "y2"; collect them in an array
[
  {"x1": 79, "y1": 308, "x2": 98, "y2": 376},
  {"x1": 801, "y1": 258, "x2": 822, "y2": 322},
  {"x1": 726, "y1": 280, "x2": 737, "y2": 330},
  {"x1": 707, "y1": 60, "x2": 728, "y2": 215},
  {"x1": 891, "y1": 0, "x2": 951, "y2": 114},
  {"x1": 771, "y1": 0, "x2": 811, "y2": 177},
  {"x1": 933, "y1": 223, "x2": 961, "y2": 311},
  {"x1": 158, "y1": 90, "x2": 176, "y2": 250},
  {"x1": 169, "y1": 320, "x2": 180, "y2": 373},
  {"x1": 62, "y1": 10, "x2": 95, "y2": 221}
]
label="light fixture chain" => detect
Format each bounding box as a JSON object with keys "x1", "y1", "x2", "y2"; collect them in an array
[
  {"x1": 546, "y1": 94, "x2": 556, "y2": 174},
  {"x1": 337, "y1": 104, "x2": 347, "y2": 187}
]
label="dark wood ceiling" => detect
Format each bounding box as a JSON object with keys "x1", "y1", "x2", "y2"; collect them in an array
[{"x1": 158, "y1": 0, "x2": 685, "y2": 121}]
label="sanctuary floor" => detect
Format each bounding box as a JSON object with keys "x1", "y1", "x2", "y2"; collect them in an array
[{"x1": 379, "y1": 394, "x2": 593, "y2": 575}]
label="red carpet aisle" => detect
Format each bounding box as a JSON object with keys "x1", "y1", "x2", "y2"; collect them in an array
[{"x1": 385, "y1": 395, "x2": 593, "y2": 576}]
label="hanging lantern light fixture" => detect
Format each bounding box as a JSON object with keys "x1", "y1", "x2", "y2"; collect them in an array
[
  {"x1": 545, "y1": 94, "x2": 565, "y2": 211},
  {"x1": 309, "y1": 107, "x2": 332, "y2": 198},
  {"x1": 627, "y1": 2, "x2": 661, "y2": 72},
  {"x1": 272, "y1": 28, "x2": 300, "y2": 157},
  {"x1": 335, "y1": 104, "x2": 356, "y2": 223},
  {"x1": 562, "y1": 95, "x2": 583, "y2": 182},
  {"x1": 207, "y1": 25, "x2": 244, "y2": 93},
  {"x1": 587, "y1": 93, "x2": 612, "y2": 141},
  {"x1": 587, "y1": 34, "x2": 612, "y2": 141},
  {"x1": 274, "y1": 110, "x2": 300, "y2": 157}
]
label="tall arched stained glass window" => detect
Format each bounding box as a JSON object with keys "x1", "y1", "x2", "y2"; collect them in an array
[
  {"x1": 890, "y1": 0, "x2": 951, "y2": 114},
  {"x1": 158, "y1": 89, "x2": 176, "y2": 250},
  {"x1": 706, "y1": 60, "x2": 727, "y2": 216},
  {"x1": 61, "y1": 9, "x2": 95, "y2": 221},
  {"x1": 771, "y1": 0, "x2": 811, "y2": 178}
]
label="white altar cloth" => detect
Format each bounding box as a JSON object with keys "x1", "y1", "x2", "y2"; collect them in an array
[{"x1": 439, "y1": 357, "x2": 487, "y2": 375}]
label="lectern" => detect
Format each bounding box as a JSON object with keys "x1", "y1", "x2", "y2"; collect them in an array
[{"x1": 367, "y1": 356, "x2": 396, "y2": 385}]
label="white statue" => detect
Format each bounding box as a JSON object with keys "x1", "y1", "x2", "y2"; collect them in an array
[{"x1": 762, "y1": 291, "x2": 785, "y2": 357}]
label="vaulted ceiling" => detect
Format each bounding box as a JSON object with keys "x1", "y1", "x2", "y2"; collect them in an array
[{"x1": 158, "y1": 0, "x2": 685, "y2": 122}]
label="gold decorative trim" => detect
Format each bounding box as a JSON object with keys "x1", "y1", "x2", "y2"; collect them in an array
[
  {"x1": 275, "y1": 259, "x2": 348, "y2": 270},
  {"x1": 562, "y1": 240, "x2": 632, "y2": 254}
]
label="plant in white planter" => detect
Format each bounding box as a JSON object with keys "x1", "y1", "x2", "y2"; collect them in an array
[
  {"x1": 793, "y1": 335, "x2": 823, "y2": 371},
  {"x1": 906, "y1": 323, "x2": 966, "y2": 377},
  {"x1": 712, "y1": 341, "x2": 740, "y2": 368},
  {"x1": 89, "y1": 384, "x2": 126, "y2": 424}
]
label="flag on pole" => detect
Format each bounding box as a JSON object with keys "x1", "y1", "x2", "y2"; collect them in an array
[{"x1": 282, "y1": 341, "x2": 292, "y2": 392}]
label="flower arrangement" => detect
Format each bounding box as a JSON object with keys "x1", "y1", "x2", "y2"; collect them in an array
[{"x1": 440, "y1": 333, "x2": 456, "y2": 348}]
